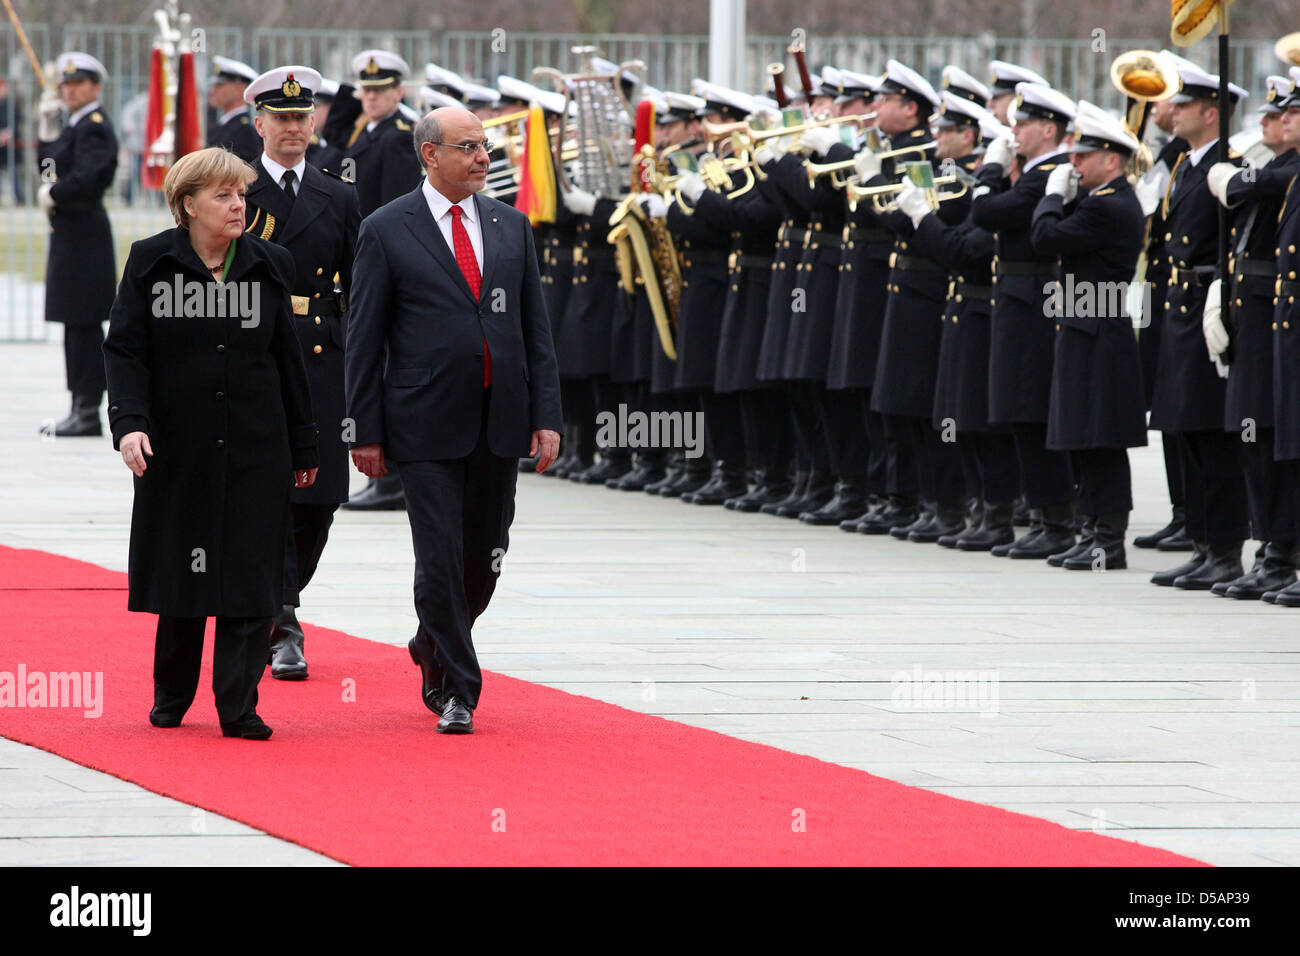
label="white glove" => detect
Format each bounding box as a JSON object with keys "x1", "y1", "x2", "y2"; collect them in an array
[
  {"x1": 637, "y1": 192, "x2": 668, "y2": 218},
  {"x1": 896, "y1": 181, "x2": 932, "y2": 227},
  {"x1": 1202, "y1": 278, "x2": 1230, "y2": 357},
  {"x1": 853, "y1": 147, "x2": 881, "y2": 183},
  {"x1": 754, "y1": 143, "x2": 777, "y2": 168},
  {"x1": 1206, "y1": 162, "x2": 1239, "y2": 209},
  {"x1": 562, "y1": 186, "x2": 597, "y2": 217},
  {"x1": 800, "y1": 127, "x2": 838, "y2": 157},
  {"x1": 677, "y1": 171, "x2": 705, "y2": 203},
  {"x1": 38, "y1": 182, "x2": 55, "y2": 216},
  {"x1": 38, "y1": 91, "x2": 62, "y2": 142},
  {"x1": 1133, "y1": 175, "x2": 1163, "y2": 217},
  {"x1": 1212, "y1": 355, "x2": 1229, "y2": 379},
  {"x1": 1045, "y1": 163, "x2": 1077, "y2": 202},
  {"x1": 983, "y1": 133, "x2": 1017, "y2": 170}
]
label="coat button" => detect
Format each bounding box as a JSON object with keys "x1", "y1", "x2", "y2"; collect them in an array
[
  {"x1": 1273, "y1": 322, "x2": 1279, "y2": 330},
  {"x1": 1165, "y1": 232, "x2": 1172, "y2": 241},
  {"x1": 313, "y1": 292, "x2": 321, "y2": 298},
  {"x1": 316, "y1": 267, "x2": 323, "y2": 275},
  {"x1": 314, "y1": 316, "x2": 321, "y2": 325},
  {"x1": 216, "y1": 439, "x2": 225, "y2": 448},
  {"x1": 313, "y1": 345, "x2": 323, "y2": 354},
  {"x1": 216, "y1": 344, "x2": 225, "y2": 353},
  {"x1": 1236, "y1": 299, "x2": 1243, "y2": 308},
  {"x1": 215, "y1": 391, "x2": 224, "y2": 400},
  {"x1": 1180, "y1": 306, "x2": 1187, "y2": 313},
  {"x1": 110, "y1": 405, "x2": 118, "y2": 413}
]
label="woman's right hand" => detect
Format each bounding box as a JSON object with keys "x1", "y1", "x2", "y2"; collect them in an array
[{"x1": 120, "y1": 432, "x2": 154, "y2": 476}]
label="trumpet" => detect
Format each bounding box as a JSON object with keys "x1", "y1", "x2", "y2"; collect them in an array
[
  {"x1": 481, "y1": 108, "x2": 533, "y2": 129},
  {"x1": 847, "y1": 175, "x2": 968, "y2": 214},
  {"x1": 703, "y1": 111, "x2": 875, "y2": 149},
  {"x1": 803, "y1": 143, "x2": 935, "y2": 189}
]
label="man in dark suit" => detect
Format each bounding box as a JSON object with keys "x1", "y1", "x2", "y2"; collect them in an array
[
  {"x1": 37, "y1": 52, "x2": 118, "y2": 437},
  {"x1": 244, "y1": 66, "x2": 361, "y2": 679},
  {"x1": 207, "y1": 56, "x2": 261, "y2": 163},
  {"x1": 345, "y1": 106, "x2": 563, "y2": 734}
]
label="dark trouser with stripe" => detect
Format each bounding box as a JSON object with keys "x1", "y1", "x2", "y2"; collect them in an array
[
  {"x1": 701, "y1": 389, "x2": 746, "y2": 463},
  {"x1": 282, "y1": 503, "x2": 339, "y2": 607},
  {"x1": 961, "y1": 431, "x2": 1020, "y2": 502},
  {"x1": 1241, "y1": 426, "x2": 1293, "y2": 542},
  {"x1": 817, "y1": 388, "x2": 869, "y2": 483},
  {"x1": 64, "y1": 323, "x2": 107, "y2": 397},
  {"x1": 1174, "y1": 429, "x2": 1248, "y2": 548},
  {"x1": 399, "y1": 394, "x2": 517, "y2": 711},
  {"x1": 789, "y1": 382, "x2": 830, "y2": 477},
  {"x1": 885, "y1": 414, "x2": 964, "y2": 503},
  {"x1": 1070, "y1": 448, "x2": 1132, "y2": 516},
  {"x1": 739, "y1": 388, "x2": 793, "y2": 477},
  {"x1": 1010, "y1": 421, "x2": 1074, "y2": 508},
  {"x1": 153, "y1": 615, "x2": 270, "y2": 724}
]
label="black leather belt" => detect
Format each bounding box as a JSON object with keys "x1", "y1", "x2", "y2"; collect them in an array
[
  {"x1": 784, "y1": 227, "x2": 809, "y2": 246},
  {"x1": 1234, "y1": 259, "x2": 1276, "y2": 279},
  {"x1": 847, "y1": 225, "x2": 893, "y2": 243},
  {"x1": 892, "y1": 253, "x2": 944, "y2": 273},
  {"x1": 682, "y1": 250, "x2": 729, "y2": 265},
  {"x1": 583, "y1": 247, "x2": 614, "y2": 261},
  {"x1": 1278, "y1": 279, "x2": 1300, "y2": 298},
  {"x1": 734, "y1": 254, "x2": 774, "y2": 269},
  {"x1": 995, "y1": 260, "x2": 1058, "y2": 276},
  {"x1": 1172, "y1": 265, "x2": 1215, "y2": 287},
  {"x1": 958, "y1": 285, "x2": 993, "y2": 299},
  {"x1": 807, "y1": 233, "x2": 843, "y2": 249}
]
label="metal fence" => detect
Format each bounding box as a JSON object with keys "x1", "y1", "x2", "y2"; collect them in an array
[{"x1": 0, "y1": 24, "x2": 1288, "y2": 341}]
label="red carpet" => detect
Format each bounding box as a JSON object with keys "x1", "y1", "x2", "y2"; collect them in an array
[{"x1": 0, "y1": 544, "x2": 1205, "y2": 866}]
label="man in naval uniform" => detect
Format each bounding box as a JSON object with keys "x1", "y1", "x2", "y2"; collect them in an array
[{"x1": 207, "y1": 56, "x2": 261, "y2": 163}]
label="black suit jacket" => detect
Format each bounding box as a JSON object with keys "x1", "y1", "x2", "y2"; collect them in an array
[
  {"x1": 208, "y1": 110, "x2": 261, "y2": 163},
  {"x1": 345, "y1": 186, "x2": 563, "y2": 461}
]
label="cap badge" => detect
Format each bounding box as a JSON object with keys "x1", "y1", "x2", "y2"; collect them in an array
[
  {"x1": 364, "y1": 57, "x2": 379, "y2": 75},
  {"x1": 282, "y1": 74, "x2": 301, "y2": 98}
]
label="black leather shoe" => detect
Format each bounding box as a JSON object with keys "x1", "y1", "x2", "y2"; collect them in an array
[
  {"x1": 408, "y1": 638, "x2": 445, "y2": 715},
  {"x1": 220, "y1": 714, "x2": 273, "y2": 739},
  {"x1": 1154, "y1": 525, "x2": 1195, "y2": 551},
  {"x1": 728, "y1": 477, "x2": 792, "y2": 512},
  {"x1": 856, "y1": 496, "x2": 917, "y2": 534},
  {"x1": 1134, "y1": 506, "x2": 1186, "y2": 549},
  {"x1": 342, "y1": 473, "x2": 406, "y2": 511},
  {"x1": 1008, "y1": 504, "x2": 1074, "y2": 559},
  {"x1": 1214, "y1": 543, "x2": 1265, "y2": 596},
  {"x1": 910, "y1": 503, "x2": 965, "y2": 543},
  {"x1": 1174, "y1": 545, "x2": 1243, "y2": 590},
  {"x1": 685, "y1": 462, "x2": 749, "y2": 505},
  {"x1": 890, "y1": 506, "x2": 934, "y2": 540},
  {"x1": 1048, "y1": 517, "x2": 1095, "y2": 567},
  {"x1": 1271, "y1": 580, "x2": 1300, "y2": 607},
  {"x1": 800, "y1": 480, "x2": 867, "y2": 525},
  {"x1": 1062, "y1": 513, "x2": 1127, "y2": 570},
  {"x1": 437, "y1": 696, "x2": 474, "y2": 734},
  {"x1": 149, "y1": 708, "x2": 183, "y2": 728},
  {"x1": 1151, "y1": 545, "x2": 1208, "y2": 587},
  {"x1": 658, "y1": 461, "x2": 710, "y2": 498},
  {"x1": 608, "y1": 460, "x2": 667, "y2": 491},
  {"x1": 954, "y1": 501, "x2": 1015, "y2": 551},
  {"x1": 49, "y1": 393, "x2": 103, "y2": 437},
  {"x1": 268, "y1": 605, "x2": 308, "y2": 680},
  {"x1": 771, "y1": 474, "x2": 833, "y2": 518},
  {"x1": 1230, "y1": 542, "x2": 1297, "y2": 599},
  {"x1": 574, "y1": 456, "x2": 633, "y2": 485},
  {"x1": 841, "y1": 504, "x2": 881, "y2": 533},
  {"x1": 760, "y1": 471, "x2": 808, "y2": 515}
]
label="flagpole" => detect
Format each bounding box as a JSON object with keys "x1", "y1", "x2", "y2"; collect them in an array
[{"x1": 1217, "y1": 2, "x2": 1230, "y2": 361}]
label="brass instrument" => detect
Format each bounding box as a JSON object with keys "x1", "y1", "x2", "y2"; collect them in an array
[
  {"x1": 803, "y1": 142, "x2": 936, "y2": 188},
  {"x1": 1110, "y1": 50, "x2": 1180, "y2": 181},
  {"x1": 1275, "y1": 31, "x2": 1300, "y2": 66},
  {"x1": 769, "y1": 63, "x2": 789, "y2": 110},
  {"x1": 481, "y1": 108, "x2": 532, "y2": 129},
  {"x1": 704, "y1": 112, "x2": 875, "y2": 148},
  {"x1": 850, "y1": 175, "x2": 969, "y2": 214}
]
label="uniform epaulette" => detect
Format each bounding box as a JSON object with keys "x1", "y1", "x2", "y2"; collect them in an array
[
  {"x1": 240, "y1": 115, "x2": 250, "y2": 125},
  {"x1": 962, "y1": 159, "x2": 977, "y2": 171},
  {"x1": 910, "y1": 128, "x2": 926, "y2": 138},
  {"x1": 90, "y1": 112, "x2": 103, "y2": 123},
  {"x1": 1037, "y1": 163, "x2": 1058, "y2": 171},
  {"x1": 1093, "y1": 187, "x2": 1116, "y2": 196},
  {"x1": 395, "y1": 119, "x2": 412, "y2": 132},
  {"x1": 1228, "y1": 149, "x2": 1240, "y2": 160},
  {"x1": 309, "y1": 133, "x2": 319, "y2": 145}
]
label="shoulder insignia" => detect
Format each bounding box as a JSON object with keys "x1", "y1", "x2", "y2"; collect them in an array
[
  {"x1": 1162, "y1": 152, "x2": 1187, "y2": 219},
  {"x1": 395, "y1": 119, "x2": 411, "y2": 132},
  {"x1": 1093, "y1": 187, "x2": 1115, "y2": 196},
  {"x1": 1037, "y1": 163, "x2": 1058, "y2": 172},
  {"x1": 1228, "y1": 148, "x2": 1240, "y2": 160},
  {"x1": 309, "y1": 133, "x2": 319, "y2": 145},
  {"x1": 910, "y1": 128, "x2": 926, "y2": 138},
  {"x1": 90, "y1": 111, "x2": 103, "y2": 123},
  {"x1": 240, "y1": 115, "x2": 250, "y2": 125},
  {"x1": 244, "y1": 208, "x2": 276, "y2": 239},
  {"x1": 245, "y1": 209, "x2": 261, "y2": 234}
]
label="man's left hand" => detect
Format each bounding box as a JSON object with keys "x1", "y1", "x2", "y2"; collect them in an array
[
  {"x1": 294, "y1": 467, "x2": 318, "y2": 488},
  {"x1": 531, "y1": 429, "x2": 561, "y2": 473}
]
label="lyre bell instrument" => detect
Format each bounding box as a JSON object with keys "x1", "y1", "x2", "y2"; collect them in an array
[{"x1": 1109, "y1": 49, "x2": 1180, "y2": 181}]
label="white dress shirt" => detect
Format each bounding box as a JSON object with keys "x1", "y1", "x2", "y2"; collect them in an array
[
  {"x1": 260, "y1": 152, "x2": 307, "y2": 196},
  {"x1": 1187, "y1": 138, "x2": 1219, "y2": 168},
  {"x1": 219, "y1": 106, "x2": 248, "y2": 126},
  {"x1": 421, "y1": 179, "x2": 483, "y2": 273}
]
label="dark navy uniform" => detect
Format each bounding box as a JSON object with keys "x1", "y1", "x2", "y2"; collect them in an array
[
  {"x1": 208, "y1": 108, "x2": 261, "y2": 163},
  {"x1": 343, "y1": 111, "x2": 420, "y2": 217}
]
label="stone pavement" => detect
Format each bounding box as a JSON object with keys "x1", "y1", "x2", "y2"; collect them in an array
[{"x1": 1, "y1": 340, "x2": 1297, "y2": 866}]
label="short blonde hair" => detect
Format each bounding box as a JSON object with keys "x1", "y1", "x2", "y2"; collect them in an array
[{"x1": 163, "y1": 147, "x2": 259, "y2": 228}]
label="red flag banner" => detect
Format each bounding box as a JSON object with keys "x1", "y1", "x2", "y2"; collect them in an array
[
  {"x1": 174, "y1": 49, "x2": 202, "y2": 159},
  {"x1": 140, "y1": 45, "x2": 167, "y2": 190},
  {"x1": 1171, "y1": 0, "x2": 1235, "y2": 48}
]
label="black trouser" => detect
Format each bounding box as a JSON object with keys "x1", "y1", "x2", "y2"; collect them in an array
[
  {"x1": 1162, "y1": 431, "x2": 1184, "y2": 510},
  {"x1": 592, "y1": 374, "x2": 632, "y2": 466},
  {"x1": 700, "y1": 389, "x2": 745, "y2": 463},
  {"x1": 561, "y1": 376, "x2": 595, "y2": 428},
  {"x1": 961, "y1": 431, "x2": 1020, "y2": 502},
  {"x1": 153, "y1": 615, "x2": 270, "y2": 724},
  {"x1": 739, "y1": 388, "x2": 793, "y2": 477},
  {"x1": 886, "y1": 414, "x2": 964, "y2": 503},
  {"x1": 788, "y1": 382, "x2": 830, "y2": 476},
  {"x1": 282, "y1": 502, "x2": 338, "y2": 606},
  {"x1": 817, "y1": 388, "x2": 869, "y2": 483},
  {"x1": 398, "y1": 394, "x2": 517, "y2": 711},
  {"x1": 1240, "y1": 426, "x2": 1293, "y2": 542},
  {"x1": 1174, "y1": 429, "x2": 1248, "y2": 548},
  {"x1": 858, "y1": 390, "x2": 898, "y2": 497},
  {"x1": 1070, "y1": 448, "x2": 1132, "y2": 516},
  {"x1": 64, "y1": 323, "x2": 106, "y2": 397},
  {"x1": 1010, "y1": 421, "x2": 1074, "y2": 508}
]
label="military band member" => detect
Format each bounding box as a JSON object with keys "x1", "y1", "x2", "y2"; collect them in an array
[
  {"x1": 1028, "y1": 106, "x2": 1148, "y2": 570},
  {"x1": 985, "y1": 61, "x2": 1048, "y2": 126},
  {"x1": 1262, "y1": 72, "x2": 1300, "y2": 604},
  {"x1": 971, "y1": 82, "x2": 1079, "y2": 559},
  {"x1": 1202, "y1": 74, "x2": 1300, "y2": 598},
  {"x1": 339, "y1": 50, "x2": 422, "y2": 511},
  {"x1": 1147, "y1": 63, "x2": 1250, "y2": 589},
  {"x1": 207, "y1": 56, "x2": 261, "y2": 163},
  {"x1": 243, "y1": 67, "x2": 360, "y2": 678},
  {"x1": 37, "y1": 52, "x2": 117, "y2": 437}
]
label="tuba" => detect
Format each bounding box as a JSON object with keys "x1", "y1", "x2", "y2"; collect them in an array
[
  {"x1": 1110, "y1": 50, "x2": 1180, "y2": 180},
  {"x1": 1275, "y1": 31, "x2": 1300, "y2": 67}
]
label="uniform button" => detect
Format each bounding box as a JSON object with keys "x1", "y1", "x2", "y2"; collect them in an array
[
  {"x1": 314, "y1": 316, "x2": 322, "y2": 325},
  {"x1": 1273, "y1": 322, "x2": 1280, "y2": 330},
  {"x1": 216, "y1": 344, "x2": 225, "y2": 353},
  {"x1": 581, "y1": 276, "x2": 588, "y2": 282},
  {"x1": 215, "y1": 391, "x2": 224, "y2": 400},
  {"x1": 1055, "y1": 324, "x2": 1060, "y2": 331},
  {"x1": 900, "y1": 241, "x2": 908, "y2": 250},
  {"x1": 1291, "y1": 245, "x2": 1297, "y2": 254},
  {"x1": 1275, "y1": 247, "x2": 1282, "y2": 256},
  {"x1": 955, "y1": 294, "x2": 963, "y2": 303},
  {"x1": 953, "y1": 316, "x2": 959, "y2": 324},
  {"x1": 316, "y1": 267, "x2": 324, "y2": 275},
  {"x1": 313, "y1": 345, "x2": 323, "y2": 354},
  {"x1": 732, "y1": 284, "x2": 739, "y2": 291},
  {"x1": 216, "y1": 439, "x2": 225, "y2": 448},
  {"x1": 1180, "y1": 306, "x2": 1187, "y2": 313},
  {"x1": 1165, "y1": 232, "x2": 1172, "y2": 241},
  {"x1": 1165, "y1": 302, "x2": 1171, "y2": 310},
  {"x1": 1292, "y1": 272, "x2": 1298, "y2": 279},
  {"x1": 845, "y1": 263, "x2": 852, "y2": 272},
  {"x1": 313, "y1": 292, "x2": 321, "y2": 298},
  {"x1": 1236, "y1": 299, "x2": 1243, "y2": 307},
  {"x1": 110, "y1": 405, "x2": 118, "y2": 413}
]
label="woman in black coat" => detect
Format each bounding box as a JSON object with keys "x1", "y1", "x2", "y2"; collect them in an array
[{"x1": 103, "y1": 147, "x2": 318, "y2": 739}]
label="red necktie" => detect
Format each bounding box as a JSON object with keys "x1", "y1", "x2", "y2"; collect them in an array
[{"x1": 450, "y1": 205, "x2": 490, "y2": 387}]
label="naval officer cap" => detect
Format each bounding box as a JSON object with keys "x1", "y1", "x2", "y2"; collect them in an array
[
  {"x1": 988, "y1": 60, "x2": 1047, "y2": 96},
  {"x1": 1170, "y1": 61, "x2": 1248, "y2": 105},
  {"x1": 835, "y1": 69, "x2": 878, "y2": 105},
  {"x1": 1274, "y1": 66, "x2": 1300, "y2": 109},
  {"x1": 497, "y1": 75, "x2": 566, "y2": 116},
  {"x1": 662, "y1": 91, "x2": 704, "y2": 123},
  {"x1": 316, "y1": 78, "x2": 340, "y2": 102},
  {"x1": 942, "y1": 66, "x2": 990, "y2": 105},
  {"x1": 462, "y1": 82, "x2": 501, "y2": 109},
  {"x1": 1011, "y1": 81, "x2": 1076, "y2": 125},
  {"x1": 639, "y1": 85, "x2": 667, "y2": 120},
  {"x1": 211, "y1": 55, "x2": 257, "y2": 86},
  {"x1": 352, "y1": 50, "x2": 409, "y2": 88},
  {"x1": 692, "y1": 80, "x2": 753, "y2": 120},
  {"x1": 1069, "y1": 101, "x2": 1140, "y2": 156},
  {"x1": 876, "y1": 59, "x2": 939, "y2": 109},
  {"x1": 934, "y1": 90, "x2": 992, "y2": 130},
  {"x1": 1259, "y1": 75, "x2": 1290, "y2": 114},
  {"x1": 419, "y1": 86, "x2": 462, "y2": 112},
  {"x1": 244, "y1": 66, "x2": 321, "y2": 112},
  {"x1": 424, "y1": 63, "x2": 466, "y2": 98},
  {"x1": 56, "y1": 52, "x2": 108, "y2": 84},
  {"x1": 817, "y1": 66, "x2": 843, "y2": 98}
]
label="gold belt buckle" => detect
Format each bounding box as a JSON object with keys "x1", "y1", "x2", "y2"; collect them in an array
[{"x1": 290, "y1": 295, "x2": 309, "y2": 315}]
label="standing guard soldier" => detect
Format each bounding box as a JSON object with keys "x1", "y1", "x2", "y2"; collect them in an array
[
  {"x1": 971, "y1": 82, "x2": 1079, "y2": 559},
  {"x1": 207, "y1": 56, "x2": 261, "y2": 163},
  {"x1": 37, "y1": 52, "x2": 117, "y2": 437},
  {"x1": 243, "y1": 66, "x2": 360, "y2": 678},
  {"x1": 1028, "y1": 105, "x2": 1148, "y2": 570},
  {"x1": 1147, "y1": 63, "x2": 1250, "y2": 590},
  {"x1": 1202, "y1": 72, "x2": 1300, "y2": 598},
  {"x1": 339, "y1": 49, "x2": 422, "y2": 512}
]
